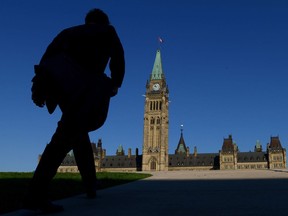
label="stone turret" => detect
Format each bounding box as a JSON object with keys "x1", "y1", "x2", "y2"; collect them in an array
[
  {"x1": 128, "y1": 148, "x2": 132, "y2": 158},
  {"x1": 186, "y1": 146, "x2": 190, "y2": 157},
  {"x1": 193, "y1": 146, "x2": 197, "y2": 157},
  {"x1": 219, "y1": 135, "x2": 238, "y2": 170},
  {"x1": 267, "y1": 136, "x2": 286, "y2": 169}
]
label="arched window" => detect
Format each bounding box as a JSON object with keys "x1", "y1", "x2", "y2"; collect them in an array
[{"x1": 157, "y1": 117, "x2": 161, "y2": 124}]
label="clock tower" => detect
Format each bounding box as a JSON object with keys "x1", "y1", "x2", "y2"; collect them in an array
[{"x1": 142, "y1": 49, "x2": 169, "y2": 171}]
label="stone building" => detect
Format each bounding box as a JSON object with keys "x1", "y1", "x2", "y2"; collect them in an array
[
  {"x1": 218, "y1": 135, "x2": 286, "y2": 170},
  {"x1": 168, "y1": 128, "x2": 220, "y2": 171},
  {"x1": 57, "y1": 133, "x2": 286, "y2": 172},
  {"x1": 56, "y1": 49, "x2": 286, "y2": 172},
  {"x1": 142, "y1": 49, "x2": 169, "y2": 171}
]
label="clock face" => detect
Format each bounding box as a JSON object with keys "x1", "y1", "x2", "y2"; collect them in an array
[{"x1": 152, "y1": 83, "x2": 160, "y2": 91}]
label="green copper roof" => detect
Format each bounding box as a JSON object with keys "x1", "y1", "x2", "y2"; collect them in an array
[
  {"x1": 151, "y1": 49, "x2": 163, "y2": 80},
  {"x1": 117, "y1": 145, "x2": 123, "y2": 153},
  {"x1": 175, "y1": 126, "x2": 187, "y2": 154},
  {"x1": 256, "y1": 140, "x2": 261, "y2": 148}
]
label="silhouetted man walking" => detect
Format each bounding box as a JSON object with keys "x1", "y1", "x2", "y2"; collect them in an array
[{"x1": 27, "y1": 9, "x2": 125, "y2": 213}]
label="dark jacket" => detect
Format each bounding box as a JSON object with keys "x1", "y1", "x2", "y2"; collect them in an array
[{"x1": 33, "y1": 23, "x2": 125, "y2": 113}]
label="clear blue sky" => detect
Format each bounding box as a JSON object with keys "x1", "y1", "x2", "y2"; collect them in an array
[{"x1": 1, "y1": 0, "x2": 288, "y2": 172}]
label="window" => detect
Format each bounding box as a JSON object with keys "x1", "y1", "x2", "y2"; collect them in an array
[{"x1": 157, "y1": 117, "x2": 161, "y2": 124}]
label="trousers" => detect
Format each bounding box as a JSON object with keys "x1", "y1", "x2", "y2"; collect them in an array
[{"x1": 30, "y1": 80, "x2": 111, "y2": 200}]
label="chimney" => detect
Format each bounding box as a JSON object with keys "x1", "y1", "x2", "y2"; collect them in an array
[
  {"x1": 102, "y1": 149, "x2": 106, "y2": 159},
  {"x1": 97, "y1": 139, "x2": 102, "y2": 148},
  {"x1": 194, "y1": 146, "x2": 197, "y2": 157},
  {"x1": 128, "y1": 148, "x2": 132, "y2": 158}
]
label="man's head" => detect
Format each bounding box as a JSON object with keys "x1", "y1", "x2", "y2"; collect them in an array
[{"x1": 85, "y1": 9, "x2": 110, "y2": 25}]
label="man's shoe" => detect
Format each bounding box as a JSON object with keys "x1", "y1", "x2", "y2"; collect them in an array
[{"x1": 24, "y1": 200, "x2": 64, "y2": 214}]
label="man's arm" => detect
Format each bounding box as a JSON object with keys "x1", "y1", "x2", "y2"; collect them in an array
[{"x1": 109, "y1": 26, "x2": 125, "y2": 90}]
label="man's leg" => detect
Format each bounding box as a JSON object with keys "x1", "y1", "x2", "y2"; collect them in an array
[
  {"x1": 72, "y1": 132, "x2": 97, "y2": 198},
  {"x1": 26, "y1": 122, "x2": 71, "y2": 212},
  {"x1": 59, "y1": 103, "x2": 98, "y2": 198},
  {"x1": 69, "y1": 93, "x2": 111, "y2": 198}
]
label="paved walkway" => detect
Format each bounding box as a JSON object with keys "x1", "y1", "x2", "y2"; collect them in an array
[{"x1": 5, "y1": 170, "x2": 288, "y2": 216}]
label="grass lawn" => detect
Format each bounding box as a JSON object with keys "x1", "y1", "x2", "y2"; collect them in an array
[{"x1": 0, "y1": 172, "x2": 151, "y2": 214}]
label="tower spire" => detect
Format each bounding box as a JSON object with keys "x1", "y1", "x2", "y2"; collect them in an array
[
  {"x1": 151, "y1": 49, "x2": 163, "y2": 80},
  {"x1": 175, "y1": 125, "x2": 187, "y2": 154}
]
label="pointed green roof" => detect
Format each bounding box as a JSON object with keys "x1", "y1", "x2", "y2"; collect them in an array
[
  {"x1": 117, "y1": 145, "x2": 123, "y2": 152},
  {"x1": 116, "y1": 145, "x2": 125, "y2": 156},
  {"x1": 151, "y1": 49, "x2": 163, "y2": 80},
  {"x1": 175, "y1": 126, "x2": 188, "y2": 154}
]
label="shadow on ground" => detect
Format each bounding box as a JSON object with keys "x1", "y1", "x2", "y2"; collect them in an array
[{"x1": 0, "y1": 176, "x2": 145, "y2": 214}]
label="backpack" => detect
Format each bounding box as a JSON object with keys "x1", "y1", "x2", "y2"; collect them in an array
[
  {"x1": 31, "y1": 63, "x2": 57, "y2": 114},
  {"x1": 31, "y1": 53, "x2": 113, "y2": 114},
  {"x1": 31, "y1": 53, "x2": 86, "y2": 114}
]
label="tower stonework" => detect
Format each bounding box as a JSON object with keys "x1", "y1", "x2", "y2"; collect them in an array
[
  {"x1": 219, "y1": 135, "x2": 238, "y2": 170},
  {"x1": 142, "y1": 50, "x2": 169, "y2": 171},
  {"x1": 267, "y1": 136, "x2": 287, "y2": 169}
]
